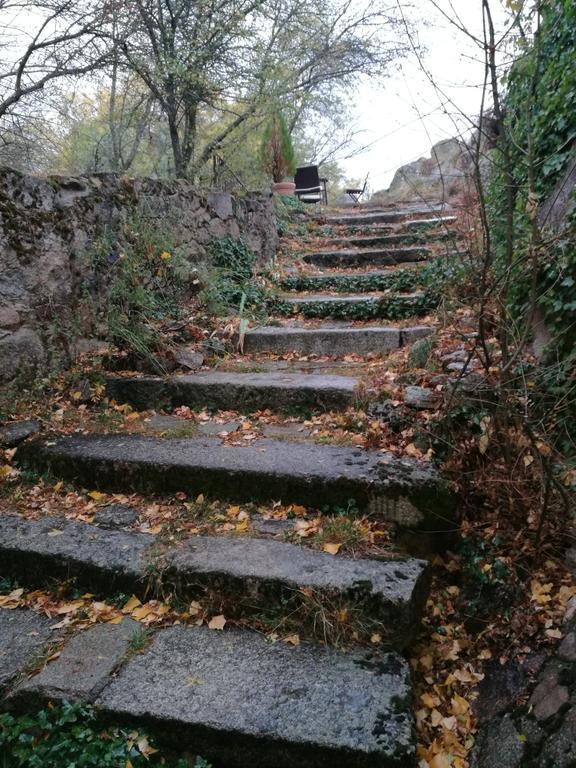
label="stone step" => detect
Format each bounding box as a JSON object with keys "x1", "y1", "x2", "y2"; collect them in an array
[
  {"x1": 280, "y1": 268, "x2": 422, "y2": 294},
  {"x1": 106, "y1": 371, "x2": 359, "y2": 413},
  {"x1": 0, "y1": 514, "x2": 430, "y2": 649},
  {"x1": 273, "y1": 292, "x2": 434, "y2": 321},
  {"x1": 5, "y1": 615, "x2": 416, "y2": 768},
  {"x1": 243, "y1": 323, "x2": 434, "y2": 355},
  {"x1": 17, "y1": 434, "x2": 454, "y2": 532},
  {"x1": 326, "y1": 206, "x2": 447, "y2": 226},
  {"x1": 303, "y1": 246, "x2": 431, "y2": 268},
  {"x1": 405, "y1": 216, "x2": 458, "y2": 231},
  {"x1": 324, "y1": 230, "x2": 459, "y2": 249}
]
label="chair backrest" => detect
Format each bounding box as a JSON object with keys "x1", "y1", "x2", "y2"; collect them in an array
[{"x1": 294, "y1": 165, "x2": 320, "y2": 188}]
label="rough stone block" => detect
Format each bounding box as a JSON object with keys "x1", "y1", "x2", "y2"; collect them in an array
[
  {"x1": 0, "y1": 609, "x2": 55, "y2": 695},
  {"x1": 165, "y1": 536, "x2": 429, "y2": 649},
  {"x1": 107, "y1": 371, "x2": 359, "y2": 412},
  {"x1": 0, "y1": 514, "x2": 153, "y2": 593},
  {"x1": 8, "y1": 620, "x2": 140, "y2": 710},
  {"x1": 99, "y1": 625, "x2": 416, "y2": 768},
  {"x1": 244, "y1": 326, "x2": 401, "y2": 356},
  {"x1": 0, "y1": 420, "x2": 41, "y2": 448}
]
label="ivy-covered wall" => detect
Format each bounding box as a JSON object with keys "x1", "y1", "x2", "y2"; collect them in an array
[{"x1": 489, "y1": 0, "x2": 576, "y2": 357}]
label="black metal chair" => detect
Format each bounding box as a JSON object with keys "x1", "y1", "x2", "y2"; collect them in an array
[
  {"x1": 294, "y1": 165, "x2": 328, "y2": 205},
  {"x1": 346, "y1": 174, "x2": 369, "y2": 205}
]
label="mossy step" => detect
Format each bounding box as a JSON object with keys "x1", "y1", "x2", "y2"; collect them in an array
[
  {"x1": 280, "y1": 268, "x2": 423, "y2": 294},
  {"x1": 106, "y1": 371, "x2": 359, "y2": 412},
  {"x1": 17, "y1": 433, "x2": 454, "y2": 532},
  {"x1": 0, "y1": 514, "x2": 429, "y2": 650},
  {"x1": 4, "y1": 609, "x2": 417, "y2": 768},
  {"x1": 303, "y1": 247, "x2": 431, "y2": 268},
  {"x1": 273, "y1": 292, "x2": 436, "y2": 321},
  {"x1": 323, "y1": 230, "x2": 459, "y2": 249},
  {"x1": 243, "y1": 323, "x2": 434, "y2": 355}
]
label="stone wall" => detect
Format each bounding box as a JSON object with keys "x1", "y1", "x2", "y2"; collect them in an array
[{"x1": 0, "y1": 169, "x2": 277, "y2": 382}]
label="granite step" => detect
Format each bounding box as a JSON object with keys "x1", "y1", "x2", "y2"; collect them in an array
[
  {"x1": 326, "y1": 206, "x2": 446, "y2": 226},
  {"x1": 0, "y1": 514, "x2": 430, "y2": 649},
  {"x1": 323, "y1": 230, "x2": 459, "y2": 249},
  {"x1": 106, "y1": 370, "x2": 359, "y2": 412},
  {"x1": 243, "y1": 323, "x2": 434, "y2": 355},
  {"x1": 273, "y1": 292, "x2": 433, "y2": 321},
  {"x1": 16, "y1": 435, "x2": 454, "y2": 532},
  {"x1": 303, "y1": 246, "x2": 431, "y2": 268},
  {"x1": 4, "y1": 616, "x2": 417, "y2": 768}
]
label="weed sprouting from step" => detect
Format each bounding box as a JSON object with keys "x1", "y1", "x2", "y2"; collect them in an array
[{"x1": 97, "y1": 216, "x2": 188, "y2": 374}]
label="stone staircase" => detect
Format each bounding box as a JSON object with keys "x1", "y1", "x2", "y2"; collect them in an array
[{"x1": 0, "y1": 200, "x2": 463, "y2": 767}]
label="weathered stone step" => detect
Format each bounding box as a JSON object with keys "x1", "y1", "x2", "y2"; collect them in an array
[
  {"x1": 106, "y1": 371, "x2": 359, "y2": 412},
  {"x1": 326, "y1": 206, "x2": 446, "y2": 226},
  {"x1": 17, "y1": 434, "x2": 453, "y2": 531},
  {"x1": 0, "y1": 514, "x2": 430, "y2": 648},
  {"x1": 324, "y1": 229, "x2": 459, "y2": 249},
  {"x1": 273, "y1": 292, "x2": 434, "y2": 321},
  {"x1": 405, "y1": 216, "x2": 457, "y2": 231},
  {"x1": 280, "y1": 268, "x2": 422, "y2": 294},
  {"x1": 243, "y1": 323, "x2": 433, "y2": 355},
  {"x1": 303, "y1": 246, "x2": 430, "y2": 268},
  {"x1": 5, "y1": 616, "x2": 416, "y2": 768}
]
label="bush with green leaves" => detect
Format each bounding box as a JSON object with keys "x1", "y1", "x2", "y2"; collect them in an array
[
  {"x1": 198, "y1": 236, "x2": 271, "y2": 319},
  {"x1": 0, "y1": 701, "x2": 210, "y2": 768}
]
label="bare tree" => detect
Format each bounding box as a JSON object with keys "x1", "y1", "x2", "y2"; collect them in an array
[{"x1": 0, "y1": 0, "x2": 110, "y2": 121}]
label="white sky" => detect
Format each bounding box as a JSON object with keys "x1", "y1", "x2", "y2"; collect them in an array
[{"x1": 341, "y1": 0, "x2": 510, "y2": 192}]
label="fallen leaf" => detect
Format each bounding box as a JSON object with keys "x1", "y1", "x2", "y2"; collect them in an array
[
  {"x1": 323, "y1": 542, "x2": 341, "y2": 555},
  {"x1": 208, "y1": 614, "x2": 226, "y2": 630}
]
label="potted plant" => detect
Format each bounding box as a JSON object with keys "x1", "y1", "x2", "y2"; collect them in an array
[{"x1": 260, "y1": 110, "x2": 296, "y2": 195}]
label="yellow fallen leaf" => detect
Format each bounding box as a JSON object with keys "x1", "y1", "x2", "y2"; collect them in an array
[
  {"x1": 132, "y1": 605, "x2": 154, "y2": 621},
  {"x1": 323, "y1": 542, "x2": 341, "y2": 555},
  {"x1": 55, "y1": 600, "x2": 85, "y2": 614},
  {"x1": 292, "y1": 505, "x2": 307, "y2": 516},
  {"x1": 450, "y1": 694, "x2": 470, "y2": 716},
  {"x1": 421, "y1": 692, "x2": 438, "y2": 708},
  {"x1": 284, "y1": 634, "x2": 300, "y2": 646},
  {"x1": 430, "y1": 753, "x2": 452, "y2": 768},
  {"x1": 227, "y1": 505, "x2": 241, "y2": 518},
  {"x1": 53, "y1": 481, "x2": 63, "y2": 492},
  {"x1": 371, "y1": 633, "x2": 382, "y2": 644},
  {"x1": 122, "y1": 595, "x2": 141, "y2": 613},
  {"x1": 195, "y1": 494, "x2": 205, "y2": 504},
  {"x1": 136, "y1": 736, "x2": 158, "y2": 757},
  {"x1": 87, "y1": 490, "x2": 107, "y2": 502},
  {"x1": 208, "y1": 614, "x2": 226, "y2": 630}
]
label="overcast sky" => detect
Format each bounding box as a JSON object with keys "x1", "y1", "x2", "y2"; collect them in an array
[{"x1": 341, "y1": 0, "x2": 510, "y2": 192}]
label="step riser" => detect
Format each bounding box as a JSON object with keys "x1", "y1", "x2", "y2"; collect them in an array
[
  {"x1": 0, "y1": 516, "x2": 429, "y2": 649},
  {"x1": 244, "y1": 325, "x2": 433, "y2": 355},
  {"x1": 106, "y1": 375, "x2": 357, "y2": 413},
  {"x1": 303, "y1": 249, "x2": 429, "y2": 268}
]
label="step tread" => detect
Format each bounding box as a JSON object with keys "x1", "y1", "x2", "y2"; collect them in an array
[
  {"x1": 17, "y1": 434, "x2": 453, "y2": 529},
  {"x1": 6, "y1": 617, "x2": 415, "y2": 768}
]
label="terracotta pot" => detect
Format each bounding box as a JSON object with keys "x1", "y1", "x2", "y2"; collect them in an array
[{"x1": 272, "y1": 181, "x2": 296, "y2": 196}]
